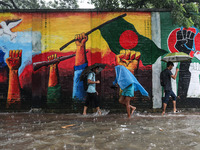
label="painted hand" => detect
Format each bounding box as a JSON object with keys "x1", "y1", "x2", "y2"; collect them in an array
[
  {"x1": 75, "y1": 32, "x2": 88, "y2": 47},
  {"x1": 6, "y1": 50, "x2": 22, "y2": 105},
  {"x1": 75, "y1": 32, "x2": 88, "y2": 66},
  {"x1": 175, "y1": 29, "x2": 195, "y2": 54},
  {"x1": 48, "y1": 54, "x2": 60, "y2": 68},
  {"x1": 48, "y1": 54, "x2": 59, "y2": 87},
  {"x1": 187, "y1": 62, "x2": 200, "y2": 97},
  {"x1": 6, "y1": 50, "x2": 22, "y2": 70},
  {"x1": 175, "y1": 29, "x2": 193, "y2": 98},
  {"x1": 116, "y1": 50, "x2": 141, "y2": 74}
]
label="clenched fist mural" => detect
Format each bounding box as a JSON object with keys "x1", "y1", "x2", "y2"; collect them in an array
[
  {"x1": 6, "y1": 50, "x2": 22, "y2": 106},
  {"x1": 168, "y1": 27, "x2": 200, "y2": 99}
]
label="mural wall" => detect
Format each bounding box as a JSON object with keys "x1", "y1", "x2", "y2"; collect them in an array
[
  {"x1": 161, "y1": 12, "x2": 200, "y2": 107},
  {"x1": 0, "y1": 11, "x2": 199, "y2": 111}
]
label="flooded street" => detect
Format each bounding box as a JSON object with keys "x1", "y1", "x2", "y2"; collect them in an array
[{"x1": 1, "y1": 111, "x2": 200, "y2": 150}]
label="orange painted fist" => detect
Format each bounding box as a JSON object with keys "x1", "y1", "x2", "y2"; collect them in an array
[
  {"x1": 116, "y1": 50, "x2": 141, "y2": 74},
  {"x1": 48, "y1": 54, "x2": 59, "y2": 87},
  {"x1": 75, "y1": 32, "x2": 88, "y2": 47},
  {"x1": 48, "y1": 54, "x2": 60, "y2": 68},
  {"x1": 6, "y1": 50, "x2": 22, "y2": 70}
]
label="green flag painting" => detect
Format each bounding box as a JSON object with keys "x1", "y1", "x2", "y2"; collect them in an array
[
  {"x1": 47, "y1": 84, "x2": 61, "y2": 104},
  {"x1": 99, "y1": 17, "x2": 168, "y2": 65}
]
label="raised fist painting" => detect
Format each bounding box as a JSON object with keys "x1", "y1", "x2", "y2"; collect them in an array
[
  {"x1": 168, "y1": 27, "x2": 200, "y2": 56},
  {"x1": 6, "y1": 50, "x2": 22, "y2": 70},
  {"x1": 115, "y1": 50, "x2": 141, "y2": 74},
  {"x1": 168, "y1": 27, "x2": 200, "y2": 99},
  {"x1": 175, "y1": 29, "x2": 195, "y2": 54},
  {"x1": 6, "y1": 50, "x2": 22, "y2": 105}
]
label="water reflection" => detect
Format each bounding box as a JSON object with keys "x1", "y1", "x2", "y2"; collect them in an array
[{"x1": 0, "y1": 112, "x2": 200, "y2": 149}]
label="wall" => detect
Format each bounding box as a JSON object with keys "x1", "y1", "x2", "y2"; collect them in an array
[
  {"x1": 160, "y1": 12, "x2": 200, "y2": 108},
  {"x1": 0, "y1": 10, "x2": 199, "y2": 111}
]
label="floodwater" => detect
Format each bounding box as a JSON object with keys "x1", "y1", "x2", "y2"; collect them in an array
[{"x1": 0, "y1": 111, "x2": 200, "y2": 150}]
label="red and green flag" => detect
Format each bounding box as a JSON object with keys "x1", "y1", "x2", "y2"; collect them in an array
[{"x1": 99, "y1": 17, "x2": 168, "y2": 65}]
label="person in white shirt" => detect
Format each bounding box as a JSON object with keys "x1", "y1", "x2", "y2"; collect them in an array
[{"x1": 83, "y1": 66, "x2": 101, "y2": 115}]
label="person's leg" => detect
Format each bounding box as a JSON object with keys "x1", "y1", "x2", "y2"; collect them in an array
[
  {"x1": 129, "y1": 97, "x2": 136, "y2": 115},
  {"x1": 162, "y1": 90, "x2": 170, "y2": 115},
  {"x1": 162, "y1": 103, "x2": 167, "y2": 115},
  {"x1": 96, "y1": 107, "x2": 101, "y2": 115},
  {"x1": 170, "y1": 90, "x2": 177, "y2": 113},
  {"x1": 173, "y1": 101, "x2": 176, "y2": 112},
  {"x1": 83, "y1": 106, "x2": 88, "y2": 115},
  {"x1": 92, "y1": 93, "x2": 101, "y2": 115},
  {"x1": 119, "y1": 95, "x2": 136, "y2": 116},
  {"x1": 83, "y1": 93, "x2": 90, "y2": 115},
  {"x1": 119, "y1": 95, "x2": 125, "y2": 105},
  {"x1": 130, "y1": 105, "x2": 136, "y2": 115},
  {"x1": 124, "y1": 96, "x2": 131, "y2": 118}
]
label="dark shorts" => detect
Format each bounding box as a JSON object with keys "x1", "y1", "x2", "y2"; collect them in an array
[
  {"x1": 164, "y1": 90, "x2": 176, "y2": 104},
  {"x1": 85, "y1": 92, "x2": 100, "y2": 108}
]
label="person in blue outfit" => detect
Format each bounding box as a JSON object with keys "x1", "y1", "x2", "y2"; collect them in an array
[
  {"x1": 83, "y1": 66, "x2": 101, "y2": 115},
  {"x1": 113, "y1": 65, "x2": 149, "y2": 118}
]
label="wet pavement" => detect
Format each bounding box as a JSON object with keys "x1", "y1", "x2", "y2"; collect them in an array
[{"x1": 0, "y1": 111, "x2": 200, "y2": 150}]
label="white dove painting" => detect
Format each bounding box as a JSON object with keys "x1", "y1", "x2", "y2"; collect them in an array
[{"x1": 0, "y1": 19, "x2": 22, "y2": 40}]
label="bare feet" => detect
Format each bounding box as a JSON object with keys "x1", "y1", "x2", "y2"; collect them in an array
[
  {"x1": 162, "y1": 111, "x2": 165, "y2": 115},
  {"x1": 98, "y1": 110, "x2": 101, "y2": 115},
  {"x1": 83, "y1": 112, "x2": 86, "y2": 115},
  {"x1": 173, "y1": 109, "x2": 178, "y2": 113},
  {"x1": 131, "y1": 107, "x2": 136, "y2": 115}
]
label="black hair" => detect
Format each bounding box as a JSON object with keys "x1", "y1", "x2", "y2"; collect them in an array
[
  {"x1": 167, "y1": 61, "x2": 174, "y2": 67},
  {"x1": 92, "y1": 66, "x2": 99, "y2": 71}
]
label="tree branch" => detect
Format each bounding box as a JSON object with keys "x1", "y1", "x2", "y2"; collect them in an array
[
  {"x1": 125, "y1": 0, "x2": 146, "y2": 8},
  {"x1": 0, "y1": 1, "x2": 13, "y2": 8},
  {"x1": 9, "y1": 0, "x2": 19, "y2": 9}
]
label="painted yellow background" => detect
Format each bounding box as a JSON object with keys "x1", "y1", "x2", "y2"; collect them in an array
[{"x1": 0, "y1": 12, "x2": 151, "y2": 56}]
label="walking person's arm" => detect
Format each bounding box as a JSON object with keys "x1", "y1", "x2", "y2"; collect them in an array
[
  {"x1": 171, "y1": 68, "x2": 179, "y2": 80},
  {"x1": 87, "y1": 79, "x2": 100, "y2": 84}
]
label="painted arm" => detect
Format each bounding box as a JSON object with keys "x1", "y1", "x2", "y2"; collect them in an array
[
  {"x1": 48, "y1": 54, "x2": 60, "y2": 87},
  {"x1": 75, "y1": 33, "x2": 88, "y2": 66},
  {"x1": 6, "y1": 50, "x2": 22, "y2": 103}
]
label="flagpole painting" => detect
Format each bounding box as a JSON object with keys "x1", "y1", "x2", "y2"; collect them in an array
[
  {"x1": 60, "y1": 13, "x2": 127, "y2": 51},
  {"x1": 59, "y1": 13, "x2": 168, "y2": 66}
]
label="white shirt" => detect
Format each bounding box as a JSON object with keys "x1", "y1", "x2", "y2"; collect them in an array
[{"x1": 86, "y1": 72, "x2": 96, "y2": 93}]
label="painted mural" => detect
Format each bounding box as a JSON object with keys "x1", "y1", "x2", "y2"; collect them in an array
[
  {"x1": 0, "y1": 11, "x2": 168, "y2": 110},
  {"x1": 161, "y1": 12, "x2": 200, "y2": 107}
]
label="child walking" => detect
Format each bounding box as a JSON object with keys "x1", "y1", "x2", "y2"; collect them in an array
[{"x1": 113, "y1": 65, "x2": 149, "y2": 118}]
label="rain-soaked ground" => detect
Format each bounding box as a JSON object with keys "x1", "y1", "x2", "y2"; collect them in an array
[{"x1": 0, "y1": 110, "x2": 200, "y2": 150}]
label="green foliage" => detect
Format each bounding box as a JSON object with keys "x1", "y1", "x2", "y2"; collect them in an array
[
  {"x1": 1, "y1": 0, "x2": 200, "y2": 28},
  {"x1": 90, "y1": 0, "x2": 119, "y2": 10},
  {"x1": 0, "y1": 0, "x2": 78, "y2": 9},
  {"x1": 90, "y1": 0, "x2": 200, "y2": 28}
]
